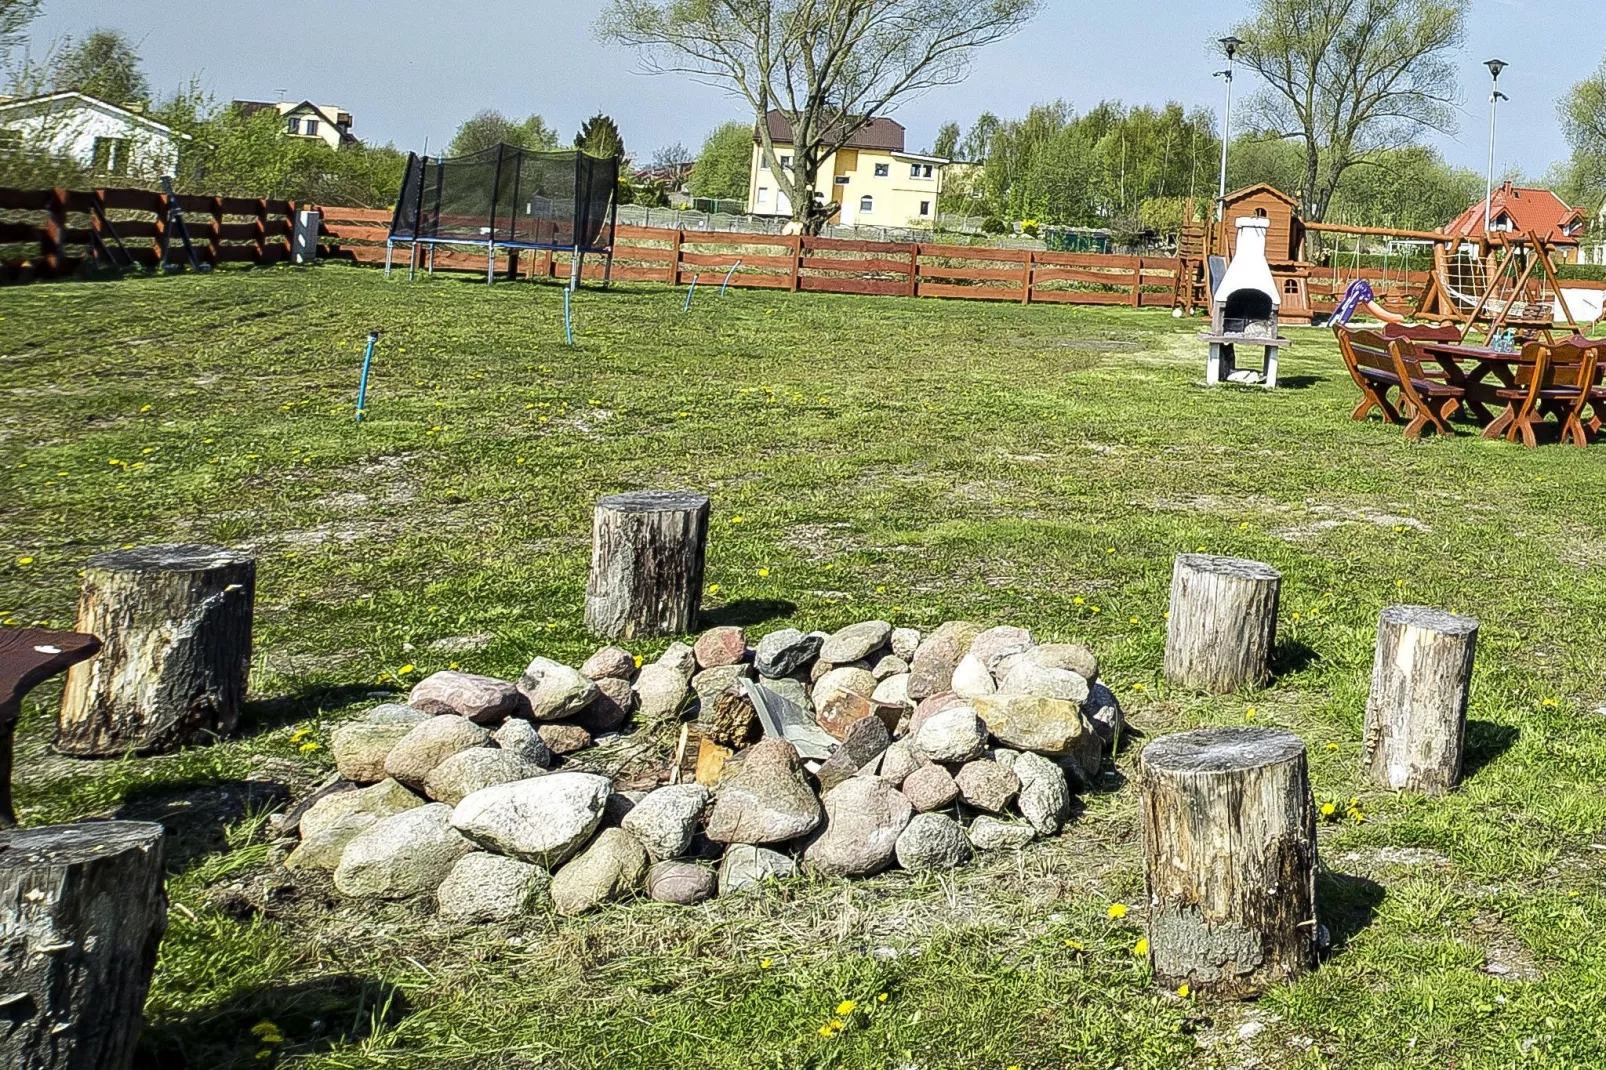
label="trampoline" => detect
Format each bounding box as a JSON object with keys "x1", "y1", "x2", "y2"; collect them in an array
[{"x1": 386, "y1": 144, "x2": 619, "y2": 287}]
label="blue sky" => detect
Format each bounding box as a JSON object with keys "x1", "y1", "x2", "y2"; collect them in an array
[{"x1": 23, "y1": 0, "x2": 1598, "y2": 180}]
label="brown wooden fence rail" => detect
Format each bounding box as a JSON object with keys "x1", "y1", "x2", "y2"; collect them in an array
[
  {"x1": 318, "y1": 206, "x2": 1186, "y2": 308},
  {"x1": 0, "y1": 186, "x2": 298, "y2": 280},
  {"x1": 3, "y1": 187, "x2": 1185, "y2": 308}
]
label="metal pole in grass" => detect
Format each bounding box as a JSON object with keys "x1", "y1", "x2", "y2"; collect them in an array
[
  {"x1": 720, "y1": 260, "x2": 742, "y2": 296},
  {"x1": 564, "y1": 287, "x2": 574, "y2": 346},
  {"x1": 684, "y1": 273, "x2": 700, "y2": 311},
  {"x1": 355, "y1": 330, "x2": 379, "y2": 421}
]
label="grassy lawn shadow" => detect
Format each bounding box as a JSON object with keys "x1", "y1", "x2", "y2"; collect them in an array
[
  {"x1": 1270, "y1": 638, "x2": 1320, "y2": 680},
  {"x1": 701, "y1": 598, "x2": 798, "y2": 629},
  {"x1": 1317, "y1": 869, "x2": 1386, "y2": 952},
  {"x1": 1461, "y1": 719, "x2": 1520, "y2": 781},
  {"x1": 114, "y1": 777, "x2": 289, "y2": 869},
  {"x1": 136, "y1": 975, "x2": 411, "y2": 1070},
  {"x1": 240, "y1": 682, "x2": 389, "y2": 736}
]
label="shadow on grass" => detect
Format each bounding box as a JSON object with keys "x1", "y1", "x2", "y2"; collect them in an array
[
  {"x1": 1270, "y1": 639, "x2": 1319, "y2": 679},
  {"x1": 1275, "y1": 374, "x2": 1329, "y2": 390},
  {"x1": 1462, "y1": 719, "x2": 1519, "y2": 781},
  {"x1": 1317, "y1": 870, "x2": 1386, "y2": 952},
  {"x1": 115, "y1": 777, "x2": 290, "y2": 870},
  {"x1": 136, "y1": 974, "x2": 411, "y2": 1070},
  {"x1": 240, "y1": 682, "x2": 388, "y2": 736},
  {"x1": 701, "y1": 598, "x2": 798, "y2": 629}
]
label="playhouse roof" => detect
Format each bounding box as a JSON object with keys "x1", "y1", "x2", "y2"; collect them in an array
[
  {"x1": 1222, "y1": 184, "x2": 1299, "y2": 209},
  {"x1": 1445, "y1": 183, "x2": 1584, "y2": 245}
]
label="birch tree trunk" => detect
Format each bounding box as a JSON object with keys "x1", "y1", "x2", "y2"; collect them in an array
[
  {"x1": 57, "y1": 544, "x2": 255, "y2": 756},
  {"x1": 0, "y1": 821, "x2": 167, "y2": 1070},
  {"x1": 1139, "y1": 726, "x2": 1317, "y2": 997},
  {"x1": 1363, "y1": 605, "x2": 1478, "y2": 794}
]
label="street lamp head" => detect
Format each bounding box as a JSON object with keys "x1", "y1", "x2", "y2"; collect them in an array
[
  {"x1": 1485, "y1": 58, "x2": 1508, "y2": 81},
  {"x1": 1220, "y1": 36, "x2": 1243, "y2": 60}
]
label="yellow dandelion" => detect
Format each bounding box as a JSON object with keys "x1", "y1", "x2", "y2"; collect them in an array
[
  {"x1": 1245, "y1": 707, "x2": 1256, "y2": 720},
  {"x1": 760, "y1": 958, "x2": 772, "y2": 969},
  {"x1": 1090, "y1": 606, "x2": 1101, "y2": 614},
  {"x1": 398, "y1": 664, "x2": 415, "y2": 674},
  {"x1": 876, "y1": 992, "x2": 888, "y2": 1002},
  {"x1": 1072, "y1": 596, "x2": 1084, "y2": 605},
  {"x1": 16, "y1": 556, "x2": 33, "y2": 566},
  {"x1": 1177, "y1": 983, "x2": 1191, "y2": 997},
  {"x1": 1324, "y1": 742, "x2": 1338, "y2": 751},
  {"x1": 633, "y1": 654, "x2": 643, "y2": 668},
  {"x1": 1106, "y1": 547, "x2": 1115, "y2": 554},
  {"x1": 835, "y1": 999, "x2": 856, "y2": 1016},
  {"x1": 1064, "y1": 939, "x2": 1084, "y2": 951},
  {"x1": 876, "y1": 585, "x2": 886, "y2": 594},
  {"x1": 290, "y1": 728, "x2": 310, "y2": 743},
  {"x1": 1196, "y1": 545, "x2": 1206, "y2": 552},
  {"x1": 1542, "y1": 698, "x2": 1557, "y2": 707},
  {"x1": 1129, "y1": 617, "x2": 1139, "y2": 624},
  {"x1": 1134, "y1": 938, "x2": 1149, "y2": 956},
  {"x1": 1133, "y1": 683, "x2": 1145, "y2": 691},
  {"x1": 707, "y1": 583, "x2": 721, "y2": 595},
  {"x1": 730, "y1": 515, "x2": 744, "y2": 524},
  {"x1": 757, "y1": 568, "x2": 770, "y2": 578},
  {"x1": 1320, "y1": 802, "x2": 1336, "y2": 817},
  {"x1": 298, "y1": 741, "x2": 321, "y2": 754},
  {"x1": 1239, "y1": 522, "x2": 1249, "y2": 530},
  {"x1": 1106, "y1": 903, "x2": 1128, "y2": 919}
]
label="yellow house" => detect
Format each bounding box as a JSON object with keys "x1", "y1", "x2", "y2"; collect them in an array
[
  {"x1": 746, "y1": 111, "x2": 950, "y2": 227},
  {"x1": 231, "y1": 99, "x2": 358, "y2": 149}
]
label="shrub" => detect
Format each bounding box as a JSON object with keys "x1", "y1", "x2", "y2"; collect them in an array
[{"x1": 980, "y1": 216, "x2": 1007, "y2": 235}]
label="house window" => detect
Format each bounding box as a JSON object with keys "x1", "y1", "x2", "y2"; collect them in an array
[
  {"x1": 1284, "y1": 278, "x2": 1299, "y2": 294},
  {"x1": 757, "y1": 187, "x2": 769, "y2": 206},
  {"x1": 859, "y1": 195, "x2": 873, "y2": 213},
  {"x1": 910, "y1": 164, "x2": 932, "y2": 178},
  {"x1": 874, "y1": 163, "x2": 889, "y2": 177},
  {"x1": 834, "y1": 176, "x2": 849, "y2": 185},
  {"x1": 780, "y1": 154, "x2": 792, "y2": 169},
  {"x1": 305, "y1": 119, "x2": 319, "y2": 137},
  {"x1": 91, "y1": 136, "x2": 130, "y2": 176},
  {"x1": 759, "y1": 155, "x2": 769, "y2": 170},
  {"x1": 287, "y1": 116, "x2": 301, "y2": 134},
  {"x1": 919, "y1": 200, "x2": 931, "y2": 217}
]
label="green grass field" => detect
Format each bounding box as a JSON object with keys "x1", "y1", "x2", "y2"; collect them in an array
[{"x1": 3, "y1": 265, "x2": 1605, "y2": 1069}]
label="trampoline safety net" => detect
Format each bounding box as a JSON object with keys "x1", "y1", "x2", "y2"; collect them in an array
[{"x1": 390, "y1": 144, "x2": 618, "y2": 252}]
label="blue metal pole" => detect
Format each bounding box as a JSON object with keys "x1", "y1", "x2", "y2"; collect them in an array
[
  {"x1": 720, "y1": 260, "x2": 743, "y2": 296},
  {"x1": 355, "y1": 330, "x2": 378, "y2": 422},
  {"x1": 684, "y1": 273, "x2": 700, "y2": 311},
  {"x1": 564, "y1": 287, "x2": 574, "y2": 345}
]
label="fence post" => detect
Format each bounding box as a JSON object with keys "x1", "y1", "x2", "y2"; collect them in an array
[
  {"x1": 907, "y1": 243, "x2": 918, "y2": 298},
  {"x1": 42, "y1": 188, "x2": 67, "y2": 277},
  {"x1": 667, "y1": 229, "x2": 682, "y2": 285},
  {"x1": 253, "y1": 198, "x2": 268, "y2": 264},
  {"x1": 1130, "y1": 257, "x2": 1143, "y2": 308},
  {"x1": 791, "y1": 235, "x2": 803, "y2": 292},
  {"x1": 207, "y1": 196, "x2": 223, "y2": 267},
  {"x1": 1021, "y1": 249, "x2": 1033, "y2": 305}
]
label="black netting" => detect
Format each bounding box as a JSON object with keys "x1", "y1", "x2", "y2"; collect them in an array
[{"x1": 389, "y1": 145, "x2": 618, "y2": 252}]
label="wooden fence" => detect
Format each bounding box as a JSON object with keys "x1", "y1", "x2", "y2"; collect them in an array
[
  {"x1": 0, "y1": 186, "x2": 298, "y2": 279},
  {"x1": 318, "y1": 205, "x2": 1186, "y2": 308}
]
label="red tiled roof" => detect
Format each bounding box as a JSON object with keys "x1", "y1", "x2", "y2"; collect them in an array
[
  {"x1": 1445, "y1": 183, "x2": 1584, "y2": 245},
  {"x1": 757, "y1": 110, "x2": 905, "y2": 152}
]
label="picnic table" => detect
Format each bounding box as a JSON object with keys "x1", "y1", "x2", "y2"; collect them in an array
[
  {"x1": 1415, "y1": 341, "x2": 1534, "y2": 439},
  {"x1": 0, "y1": 627, "x2": 101, "y2": 826}
]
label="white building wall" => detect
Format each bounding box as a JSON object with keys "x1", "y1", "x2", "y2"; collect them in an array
[{"x1": 2, "y1": 104, "x2": 180, "y2": 177}]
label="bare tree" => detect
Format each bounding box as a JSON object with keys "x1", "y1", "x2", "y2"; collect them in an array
[
  {"x1": 599, "y1": 0, "x2": 1040, "y2": 232},
  {"x1": 1227, "y1": 0, "x2": 1466, "y2": 223}
]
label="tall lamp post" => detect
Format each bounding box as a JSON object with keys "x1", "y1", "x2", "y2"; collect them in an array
[
  {"x1": 1215, "y1": 35, "x2": 1243, "y2": 221},
  {"x1": 1483, "y1": 59, "x2": 1508, "y2": 236}
]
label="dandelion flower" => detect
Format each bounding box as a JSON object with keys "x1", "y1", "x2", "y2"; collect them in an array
[
  {"x1": 877, "y1": 992, "x2": 888, "y2": 1003},
  {"x1": 835, "y1": 1000, "x2": 856, "y2": 1016},
  {"x1": 1133, "y1": 683, "x2": 1145, "y2": 692},
  {"x1": 298, "y1": 741, "x2": 320, "y2": 754},
  {"x1": 1245, "y1": 707, "x2": 1256, "y2": 720},
  {"x1": 760, "y1": 958, "x2": 772, "y2": 969},
  {"x1": 875, "y1": 585, "x2": 886, "y2": 594},
  {"x1": 707, "y1": 583, "x2": 721, "y2": 595},
  {"x1": 633, "y1": 655, "x2": 643, "y2": 668},
  {"x1": 16, "y1": 556, "x2": 33, "y2": 566},
  {"x1": 1324, "y1": 742, "x2": 1338, "y2": 751},
  {"x1": 1320, "y1": 802, "x2": 1336, "y2": 817},
  {"x1": 1073, "y1": 596, "x2": 1084, "y2": 605},
  {"x1": 1134, "y1": 938, "x2": 1149, "y2": 956},
  {"x1": 398, "y1": 664, "x2": 415, "y2": 675},
  {"x1": 1129, "y1": 617, "x2": 1139, "y2": 624},
  {"x1": 1196, "y1": 545, "x2": 1206, "y2": 552},
  {"x1": 1542, "y1": 698, "x2": 1557, "y2": 707},
  {"x1": 1177, "y1": 983, "x2": 1190, "y2": 997},
  {"x1": 1064, "y1": 939, "x2": 1084, "y2": 951},
  {"x1": 730, "y1": 516, "x2": 744, "y2": 524},
  {"x1": 1107, "y1": 903, "x2": 1128, "y2": 919},
  {"x1": 757, "y1": 568, "x2": 770, "y2": 578}
]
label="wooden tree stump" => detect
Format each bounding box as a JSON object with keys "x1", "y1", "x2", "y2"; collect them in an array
[
  {"x1": 1164, "y1": 553, "x2": 1281, "y2": 693},
  {"x1": 1138, "y1": 726, "x2": 1317, "y2": 997},
  {"x1": 0, "y1": 821, "x2": 167, "y2": 1070},
  {"x1": 1363, "y1": 605, "x2": 1478, "y2": 794},
  {"x1": 57, "y1": 544, "x2": 255, "y2": 756},
  {"x1": 585, "y1": 491, "x2": 710, "y2": 639}
]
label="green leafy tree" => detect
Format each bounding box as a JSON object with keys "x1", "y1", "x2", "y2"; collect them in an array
[
  {"x1": 51, "y1": 29, "x2": 149, "y2": 104},
  {"x1": 446, "y1": 110, "x2": 559, "y2": 156},
  {"x1": 600, "y1": 0, "x2": 1040, "y2": 233},
  {"x1": 1326, "y1": 145, "x2": 1482, "y2": 231},
  {"x1": 688, "y1": 121, "x2": 752, "y2": 201},
  {"x1": 933, "y1": 121, "x2": 961, "y2": 159},
  {"x1": 575, "y1": 113, "x2": 625, "y2": 159},
  {"x1": 1558, "y1": 56, "x2": 1606, "y2": 212},
  {"x1": 1226, "y1": 0, "x2": 1467, "y2": 223}
]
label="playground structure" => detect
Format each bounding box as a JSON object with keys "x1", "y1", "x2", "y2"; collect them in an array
[
  {"x1": 387, "y1": 145, "x2": 620, "y2": 288},
  {"x1": 1179, "y1": 183, "x2": 1606, "y2": 341}
]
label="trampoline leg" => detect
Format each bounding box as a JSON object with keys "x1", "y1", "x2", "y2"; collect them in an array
[
  {"x1": 603, "y1": 249, "x2": 615, "y2": 290},
  {"x1": 427, "y1": 246, "x2": 435, "y2": 275},
  {"x1": 408, "y1": 242, "x2": 417, "y2": 282},
  {"x1": 385, "y1": 241, "x2": 393, "y2": 278},
  {"x1": 487, "y1": 243, "x2": 495, "y2": 286},
  {"x1": 570, "y1": 245, "x2": 583, "y2": 291}
]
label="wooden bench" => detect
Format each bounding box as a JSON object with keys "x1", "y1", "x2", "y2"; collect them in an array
[
  {"x1": 1507, "y1": 339, "x2": 1602, "y2": 448},
  {"x1": 0, "y1": 628, "x2": 101, "y2": 826},
  {"x1": 1389, "y1": 336, "x2": 1465, "y2": 439},
  {"x1": 1335, "y1": 327, "x2": 1402, "y2": 423}
]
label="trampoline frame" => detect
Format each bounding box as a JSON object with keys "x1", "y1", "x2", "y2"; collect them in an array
[{"x1": 384, "y1": 144, "x2": 619, "y2": 290}]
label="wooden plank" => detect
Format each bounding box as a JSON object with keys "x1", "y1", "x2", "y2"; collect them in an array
[
  {"x1": 800, "y1": 256, "x2": 911, "y2": 274},
  {"x1": 916, "y1": 282, "x2": 1024, "y2": 301},
  {"x1": 607, "y1": 245, "x2": 674, "y2": 264},
  {"x1": 1028, "y1": 289, "x2": 1129, "y2": 305},
  {"x1": 0, "y1": 222, "x2": 42, "y2": 242},
  {"x1": 799, "y1": 276, "x2": 906, "y2": 297},
  {"x1": 214, "y1": 222, "x2": 260, "y2": 241},
  {"x1": 917, "y1": 243, "x2": 1030, "y2": 263},
  {"x1": 680, "y1": 251, "x2": 793, "y2": 269},
  {"x1": 0, "y1": 188, "x2": 53, "y2": 211},
  {"x1": 1033, "y1": 250, "x2": 1144, "y2": 269},
  {"x1": 322, "y1": 223, "x2": 391, "y2": 242},
  {"x1": 1031, "y1": 266, "x2": 1148, "y2": 286},
  {"x1": 317, "y1": 205, "x2": 392, "y2": 223},
  {"x1": 681, "y1": 231, "x2": 795, "y2": 248},
  {"x1": 918, "y1": 264, "x2": 1024, "y2": 283},
  {"x1": 802, "y1": 236, "x2": 914, "y2": 255}
]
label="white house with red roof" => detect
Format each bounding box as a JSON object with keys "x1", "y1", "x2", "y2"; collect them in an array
[{"x1": 1444, "y1": 182, "x2": 1585, "y2": 262}]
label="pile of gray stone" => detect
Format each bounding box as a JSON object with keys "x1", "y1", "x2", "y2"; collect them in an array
[{"x1": 285, "y1": 620, "x2": 1121, "y2": 920}]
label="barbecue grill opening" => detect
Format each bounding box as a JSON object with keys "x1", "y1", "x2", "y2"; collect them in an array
[{"x1": 1221, "y1": 290, "x2": 1274, "y2": 335}]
